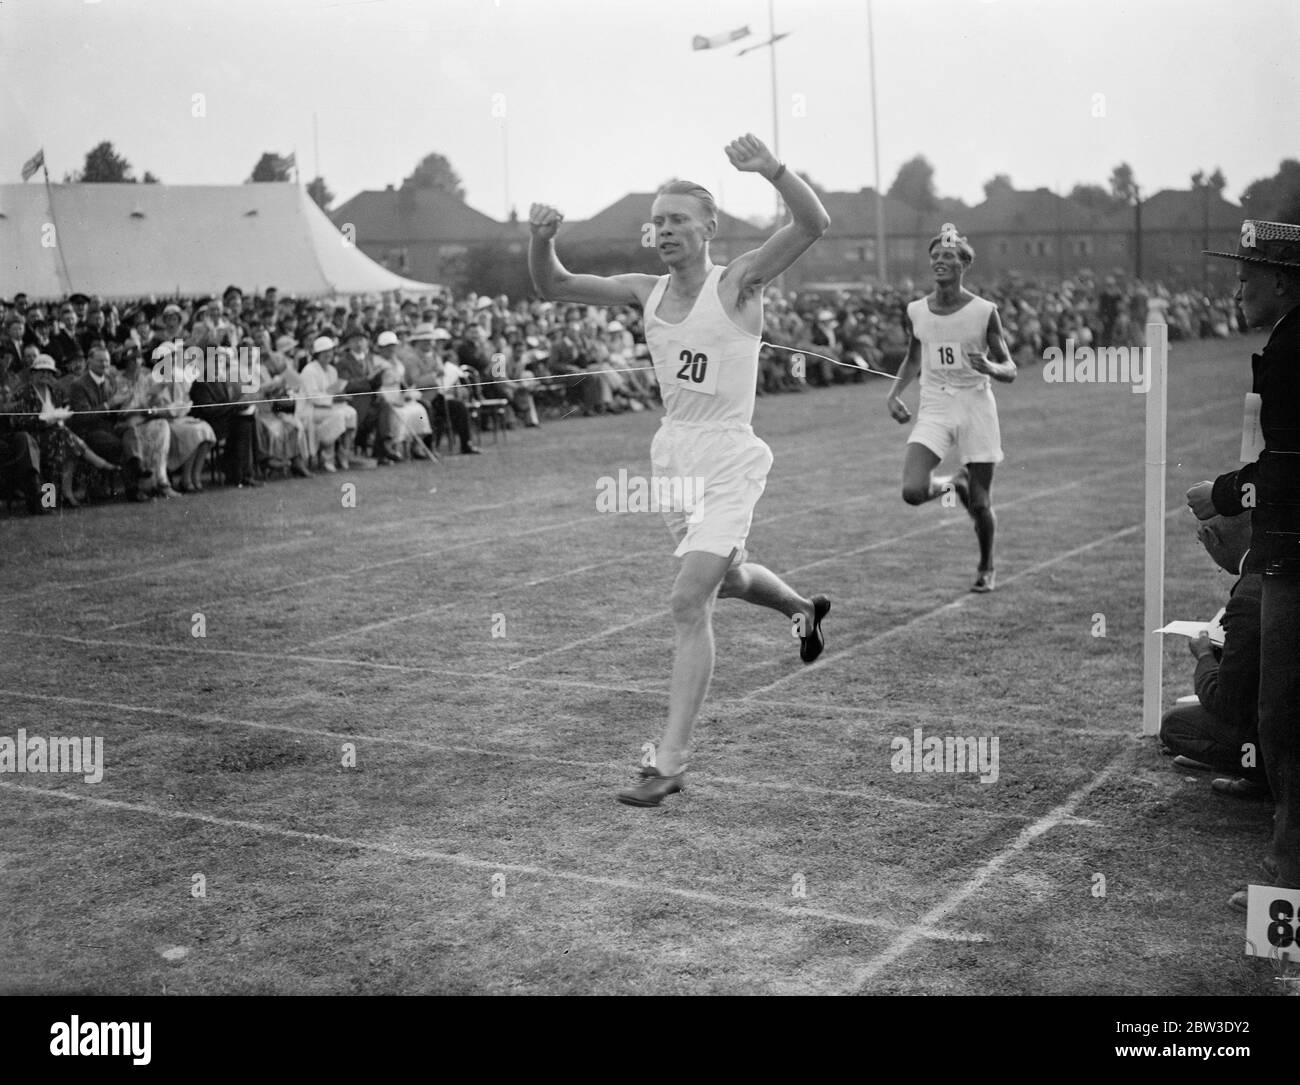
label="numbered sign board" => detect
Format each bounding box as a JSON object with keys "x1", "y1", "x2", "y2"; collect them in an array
[{"x1": 1244, "y1": 884, "x2": 1300, "y2": 964}]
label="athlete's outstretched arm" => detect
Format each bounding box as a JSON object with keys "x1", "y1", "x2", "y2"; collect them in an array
[
  {"x1": 887, "y1": 337, "x2": 922, "y2": 422},
  {"x1": 528, "y1": 203, "x2": 655, "y2": 307},
  {"x1": 969, "y1": 309, "x2": 1017, "y2": 383},
  {"x1": 722, "y1": 134, "x2": 830, "y2": 288}
]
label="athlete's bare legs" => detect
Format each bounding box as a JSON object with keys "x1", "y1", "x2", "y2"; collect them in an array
[
  {"x1": 900, "y1": 444, "x2": 998, "y2": 583},
  {"x1": 654, "y1": 551, "x2": 817, "y2": 777},
  {"x1": 966, "y1": 462, "x2": 996, "y2": 574},
  {"x1": 900, "y1": 443, "x2": 948, "y2": 504}
]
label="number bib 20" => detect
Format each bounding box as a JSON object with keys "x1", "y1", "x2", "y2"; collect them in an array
[
  {"x1": 673, "y1": 348, "x2": 718, "y2": 396},
  {"x1": 929, "y1": 341, "x2": 964, "y2": 370}
]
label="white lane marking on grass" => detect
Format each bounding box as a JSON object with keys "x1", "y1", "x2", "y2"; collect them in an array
[
  {"x1": 2, "y1": 780, "x2": 988, "y2": 944},
  {"x1": 94, "y1": 509, "x2": 618, "y2": 634},
  {"x1": 0, "y1": 689, "x2": 1037, "y2": 823},
  {"x1": 844, "y1": 746, "x2": 1131, "y2": 991},
  {"x1": 749, "y1": 498, "x2": 1194, "y2": 699},
  {"x1": 4, "y1": 394, "x2": 1239, "y2": 604},
  {"x1": 746, "y1": 522, "x2": 1142, "y2": 697},
  {"x1": 0, "y1": 630, "x2": 1142, "y2": 746},
  {"x1": 501, "y1": 462, "x2": 1135, "y2": 674}
]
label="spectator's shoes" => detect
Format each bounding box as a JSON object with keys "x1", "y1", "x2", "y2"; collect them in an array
[
  {"x1": 1211, "y1": 776, "x2": 1270, "y2": 799},
  {"x1": 1173, "y1": 754, "x2": 1215, "y2": 771},
  {"x1": 971, "y1": 569, "x2": 996, "y2": 593},
  {"x1": 462, "y1": 444, "x2": 482, "y2": 455},
  {"x1": 799, "y1": 595, "x2": 831, "y2": 663},
  {"x1": 616, "y1": 766, "x2": 683, "y2": 808},
  {"x1": 237, "y1": 477, "x2": 264, "y2": 489}
]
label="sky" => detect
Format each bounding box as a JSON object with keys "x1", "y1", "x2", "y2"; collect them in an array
[{"x1": 0, "y1": 0, "x2": 1295, "y2": 225}]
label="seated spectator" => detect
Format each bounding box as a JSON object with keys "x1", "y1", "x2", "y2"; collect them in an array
[
  {"x1": 406, "y1": 325, "x2": 480, "y2": 454},
  {"x1": 298, "y1": 336, "x2": 360, "y2": 473},
  {"x1": 252, "y1": 338, "x2": 313, "y2": 478},
  {"x1": 16, "y1": 352, "x2": 116, "y2": 505},
  {"x1": 67, "y1": 345, "x2": 149, "y2": 499},
  {"x1": 153, "y1": 341, "x2": 215, "y2": 494},
  {"x1": 110, "y1": 343, "x2": 175, "y2": 498},
  {"x1": 0, "y1": 362, "x2": 44, "y2": 513},
  {"x1": 373, "y1": 330, "x2": 433, "y2": 462},
  {"x1": 187, "y1": 332, "x2": 258, "y2": 488},
  {"x1": 334, "y1": 329, "x2": 384, "y2": 465},
  {"x1": 1160, "y1": 513, "x2": 1267, "y2": 797}
]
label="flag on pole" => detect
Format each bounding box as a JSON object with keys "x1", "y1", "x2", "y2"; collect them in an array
[
  {"x1": 692, "y1": 25, "x2": 750, "y2": 50},
  {"x1": 21, "y1": 148, "x2": 44, "y2": 182}
]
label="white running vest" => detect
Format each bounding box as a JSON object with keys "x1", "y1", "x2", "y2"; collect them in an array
[
  {"x1": 644, "y1": 265, "x2": 760, "y2": 426},
  {"x1": 907, "y1": 294, "x2": 996, "y2": 392}
]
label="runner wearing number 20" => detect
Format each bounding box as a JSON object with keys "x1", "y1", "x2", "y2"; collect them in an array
[
  {"x1": 887, "y1": 223, "x2": 1017, "y2": 593},
  {"x1": 528, "y1": 132, "x2": 832, "y2": 807}
]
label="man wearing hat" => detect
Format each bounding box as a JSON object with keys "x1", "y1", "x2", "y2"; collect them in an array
[
  {"x1": 1189, "y1": 218, "x2": 1300, "y2": 895},
  {"x1": 334, "y1": 328, "x2": 385, "y2": 467},
  {"x1": 406, "y1": 324, "x2": 479, "y2": 454}
]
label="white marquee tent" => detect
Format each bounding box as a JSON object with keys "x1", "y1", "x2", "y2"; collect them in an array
[{"x1": 0, "y1": 181, "x2": 438, "y2": 300}]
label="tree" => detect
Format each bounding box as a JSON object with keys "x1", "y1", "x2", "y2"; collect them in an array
[
  {"x1": 75, "y1": 141, "x2": 135, "y2": 183},
  {"x1": 1191, "y1": 168, "x2": 1227, "y2": 195},
  {"x1": 142, "y1": 171, "x2": 160, "y2": 184},
  {"x1": 401, "y1": 152, "x2": 465, "y2": 199},
  {"x1": 1240, "y1": 159, "x2": 1300, "y2": 223},
  {"x1": 1068, "y1": 183, "x2": 1121, "y2": 214},
  {"x1": 887, "y1": 155, "x2": 937, "y2": 212},
  {"x1": 1109, "y1": 162, "x2": 1139, "y2": 204},
  {"x1": 306, "y1": 176, "x2": 334, "y2": 211},
  {"x1": 982, "y1": 173, "x2": 1014, "y2": 200},
  {"x1": 248, "y1": 153, "x2": 294, "y2": 183}
]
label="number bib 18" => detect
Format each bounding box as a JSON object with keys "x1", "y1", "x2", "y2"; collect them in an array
[
  {"x1": 928, "y1": 341, "x2": 965, "y2": 370},
  {"x1": 673, "y1": 348, "x2": 718, "y2": 396}
]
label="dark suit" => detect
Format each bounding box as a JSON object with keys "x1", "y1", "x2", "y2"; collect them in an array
[
  {"x1": 1159, "y1": 574, "x2": 1263, "y2": 776},
  {"x1": 67, "y1": 372, "x2": 125, "y2": 465},
  {"x1": 47, "y1": 327, "x2": 84, "y2": 371},
  {"x1": 1211, "y1": 302, "x2": 1300, "y2": 885},
  {"x1": 188, "y1": 372, "x2": 254, "y2": 484}
]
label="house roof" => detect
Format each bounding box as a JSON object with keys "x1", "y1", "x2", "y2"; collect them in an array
[
  {"x1": 331, "y1": 186, "x2": 520, "y2": 244},
  {"x1": 819, "y1": 188, "x2": 940, "y2": 236},
  {"x1": 0, "y1": 182, "x2": 437, "y2": 300},
  {"x1": 1100, "y1": 188, "x2": 1243, "y2": 231},
  {"x1": 559, "y1": 192, "x2": 768, "y2": 245},
  {"x1": 962, "y1": 187, "x2": 1109, "y2": 234}
]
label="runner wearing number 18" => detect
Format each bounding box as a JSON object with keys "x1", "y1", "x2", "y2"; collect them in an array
[
  {"x1": 528, "y1": 132, "x2": 832, "y2": 807},
  {"x1": 886, "y1": 223, "x2": 1017, "y2": 593}
]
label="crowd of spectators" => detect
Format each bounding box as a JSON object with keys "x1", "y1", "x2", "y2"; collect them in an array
[{"x1": 0, "y1": 271, "x2": 1244, "y2": 515}]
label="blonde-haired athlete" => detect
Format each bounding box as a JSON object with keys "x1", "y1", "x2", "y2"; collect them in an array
[{"x1": 529, "y1": 133, "x2": 831, "y2": 807}]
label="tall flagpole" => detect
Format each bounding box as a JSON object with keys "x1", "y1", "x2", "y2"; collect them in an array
[
  {"x1": 40, "y1": 156, "x2": 75, "y2": 295},
  {"x1": 768, "y1": 0, "x2": 782, "y2": 227},
  {"x1": 867, "y1": 0, "x2": 886, "y2": 283}
]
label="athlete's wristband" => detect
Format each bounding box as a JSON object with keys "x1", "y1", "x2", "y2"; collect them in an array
[{"x1": 769, "y1": 162, "x2": 786, "y2": 183}]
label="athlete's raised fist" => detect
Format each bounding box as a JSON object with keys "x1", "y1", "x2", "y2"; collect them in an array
[
  {"x1": 724, "y1": 133, "x2": 779, "y2": 178},
  {"x1": 529, "y1": 203, "x2": 564, "y2": 240}
]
